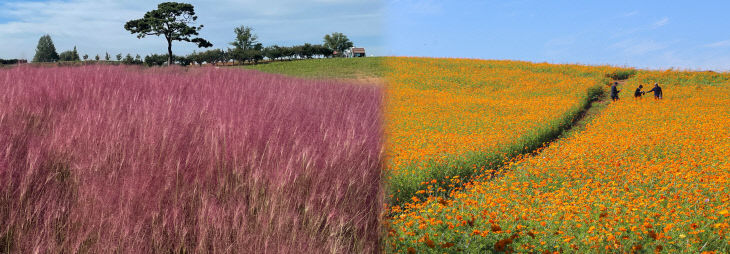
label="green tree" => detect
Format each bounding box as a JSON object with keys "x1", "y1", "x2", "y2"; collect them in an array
[
  {"x1": 144, "y1": 54, "x2": 168, "y2": 66},
  {"x1": 124, "y1": 2, "x2": 212, "y2": 65},
  {"x1": 264, "y1": 45, "x2": 283, "y2": 61},
  {"x1": 281, "y1": 46, "x2": 295, "y2": 60},
  {"x1": 187, "y1": 51, "x2": 201, "y2": 65},
  {"x1": 314, "y1": 44, "x2": 333, "y2": 58},
  {"x1": 323, "y1": 32, "x2": 353, "y2": 57},
  {"x1": 123, "y1": 54, "x2": 139, "y2": 65},
  {"x1": 95, "y1": 54, "x2": 100, "y2": 61},
  {"x1": 301, "y1": 43, "x2": 314, "y2": 59},
  {"x1": 72, "y1": 46, "x2": 80, "y2": 61},
  {"x1": 58, "y1": 51, "x2": 75, "y2": 61},
  {"x1": 230, "y1": 25, "x2": 258, "y2": 51},
  {"x1": 58, "y1": 46, "x2": 80, "y2": 61},
  {"x1": 83, "y1": 54, "x2": 89, "y2": 61},
  {"x1": 197, "y1": 49, "x2": 226, "y2": 65},
  {"x1": 116, "y1": 53, "x2": 122, "y2": 61},
  {"x1": 105, "y1": 52, "x2": 110, "y2": 61},
  {"x1": 32, "y1": 34, "x2": 59, "y2": 62}
]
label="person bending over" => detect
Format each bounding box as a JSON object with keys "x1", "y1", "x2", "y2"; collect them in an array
[
  {"x1": 610, "y1": 82, "x2": 621, "y2": 101},
  {"x1": 634, "y1": 84, "x2": 645, "y2": 98}
]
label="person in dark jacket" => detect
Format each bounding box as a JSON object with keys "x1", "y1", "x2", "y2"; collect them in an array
[
  {"x1": 634, "y1": 84, "x2": 645, "y2": 98},
  {"x1": 610, "y1": 82, "x2": 620, "y2": 101},
  {"x1": 646, "y1": 83, "x2": 663, "y2": 99}
]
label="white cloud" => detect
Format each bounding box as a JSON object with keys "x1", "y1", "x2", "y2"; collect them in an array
[
  {"x1": 623, "y1": 10, "x2": 639, "y2": 17},
  {"x1": 652, "y1": 17, "x2": 669, "y2": 28},
  {"x1": 0, "y1": 0, "x2": 384, "y2": 59},
  {"x1": 703, "y1": 40, "x2": 730, "y2": 48},
  {"x1": 611, "y1": 16, "x2": 670, "y2": 39},
  {"x1": 654, "y1": 50, "x2": 730, "y2": 71}
]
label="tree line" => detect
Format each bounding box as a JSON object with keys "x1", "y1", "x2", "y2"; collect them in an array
[
  {"x1": 25, "y1": 2, "x2": 357, "y2": 67},
  {"x1": 0, "y1": 59, "x2": 26, "y2": 65}
]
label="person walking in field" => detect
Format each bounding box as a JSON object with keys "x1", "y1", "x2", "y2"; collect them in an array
[
  {"x1": 646, "y1": 83, "x2": 663, "y2": 99},
  {"x1": 610, "y1": 82, "x2": 621, "y2": 101},
  {"x1": 634, "y1": 84, "x2": 645, "y2": 98}
]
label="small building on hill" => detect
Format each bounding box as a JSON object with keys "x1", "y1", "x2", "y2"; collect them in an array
[
  {"x1": 344, "y1": 47, "x2": 366, "y2": 58},
  {"x1": 351, "y1": 48, "x2": 366, "y2": 57}
]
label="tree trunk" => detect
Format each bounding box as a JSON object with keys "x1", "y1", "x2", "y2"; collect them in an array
[{"x1": 167, "y1": 37, "x2": 173, "y2": 66}]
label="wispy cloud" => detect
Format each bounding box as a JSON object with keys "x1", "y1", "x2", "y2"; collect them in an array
[
  {"x1": 611, "y1": 16, "x2": 670, "y2": 38},
  {"x1": 623, "y1": 10, "x2": 639, "y2": 17},
  {"x1": 652, "y1": 17, "x2": 669, "y2": 28},
  {"x1": 703, "y1": 40, "x2": 730, "y2": 48}
]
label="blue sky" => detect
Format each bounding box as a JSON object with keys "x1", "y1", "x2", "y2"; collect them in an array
[
  {"x1": 0, "y1": 0, "x2": 383, "y2": 60},
  {"x1": 387, "y1": 0, "x2": 730, "y2": 70},
  {"x1": 2, "y1": 1, "x2": 730, "y2": 70}
]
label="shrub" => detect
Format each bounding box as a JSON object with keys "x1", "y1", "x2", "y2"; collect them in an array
[{"x1": 607, "y1": 69, "x2": 637, "y2": 80}]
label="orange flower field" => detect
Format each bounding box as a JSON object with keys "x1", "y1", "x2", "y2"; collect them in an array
[
  {"x1": 386, "y1": 69, "x2": 730, "y2": 253},
  {"x1": 384, "y1": 57, "x2": 624, "y2": 204}
]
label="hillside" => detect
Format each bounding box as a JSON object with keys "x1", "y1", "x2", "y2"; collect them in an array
[{"x1": 240, "y1": 57, "x2": 385, "y2": 80}]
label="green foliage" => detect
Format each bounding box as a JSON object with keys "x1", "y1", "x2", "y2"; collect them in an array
[
  {"x1": 58, "y1": 51, "x2": 75, "y2": 61},
  {"x1": 628, "y1": 69, "x2": 730, "y2": 88},
  {"x1": 32, "y1": 34, "x2": 59, "y2": 62},
  {"x1": 230, "y1": 48, "x2": 263, "y2": 64},
  {"x1": 144, "y1": 54, "x2": 170, "y2": 66},
  {"x1": 0, "y1": 59, "x2": 24, "y2": 65},
  {"x1": 230, "y1": 26, "x2": 258, "y2": 51},
  {"x1": 189, "y1": 49, "x2": 227, "y2": 65},
  {"x1": 124, "y1": 2, "x2": 212, "y2": 65},
  {"x1": 607, "y1": 69, "x2": 637, "y2": 80},
  {"x1": 105, "y1": 52, "x2": 110, "y2": 61},
  {"x1": 263, "y1": 46, "x2": 284, "y2": 61},
  {"x1": 323, "y1": 32, "x2": 354, "y2": 56},
  {"x1": 261, "y1": 44, "x2": 333, "y2": 62},
  {"x1": 123, "y1": 54, "x2": 133, "y2": 63},
  {"x1": 144, "y1": 54, "x2": 188, "y2": 66},
  {"x1": 73, "y1": 46, "x2": 80, "y2": 61},
  {"x1": 58, "y1": 46, "x2": 81, "y2": 62},
  {"x1": 116, "y1": 53, "x2": 122, "y2": 61},
  {"x1": 122, "y1": 54, "x2": 143, "y2": 65}
]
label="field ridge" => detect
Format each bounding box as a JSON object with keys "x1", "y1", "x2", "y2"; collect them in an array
[{"x1": 388, "y1": 83, "x2": 607, "y2": 209}]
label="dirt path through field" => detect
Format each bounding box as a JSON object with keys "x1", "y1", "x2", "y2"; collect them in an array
[
  {"x1": 490, "y1": 78, "x2": 622, "y2": 174},
  {"x1": 329, "y1": 75, "x2": 385, "y2": 86},
  {"x1": 388, "y1": 76, "x2": 639, "y2": 212},
  {"x1": 388, "y1": 83, "x2": 610, "y2": 210}
]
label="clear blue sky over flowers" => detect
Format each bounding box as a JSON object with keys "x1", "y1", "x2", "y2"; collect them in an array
[
  {"x1": 386, "y1": 0, "x2": 730, "y2": 70},
  {"x1": 0, "y1": 0, "x2": 383, "y2": 60},
  {"x1": 3, "y1": 0, "x2": 730, "y2": 71}
]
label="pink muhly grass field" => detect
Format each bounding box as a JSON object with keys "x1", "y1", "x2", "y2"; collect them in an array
[{"x1": 0, "y1": 65, "x2": 383, "y2": 253}]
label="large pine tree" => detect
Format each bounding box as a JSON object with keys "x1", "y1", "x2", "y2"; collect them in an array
[
  {"x1": 124, "y1": 2, "x2": 212, "y2": 65},
  {"x1": 32, "y1": 34, "x2": 59, "y2": 62}
]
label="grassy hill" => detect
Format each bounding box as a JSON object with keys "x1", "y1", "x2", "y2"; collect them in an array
[{"x1": 240, "y1": 57, "x2": 385, "y2": 79}]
